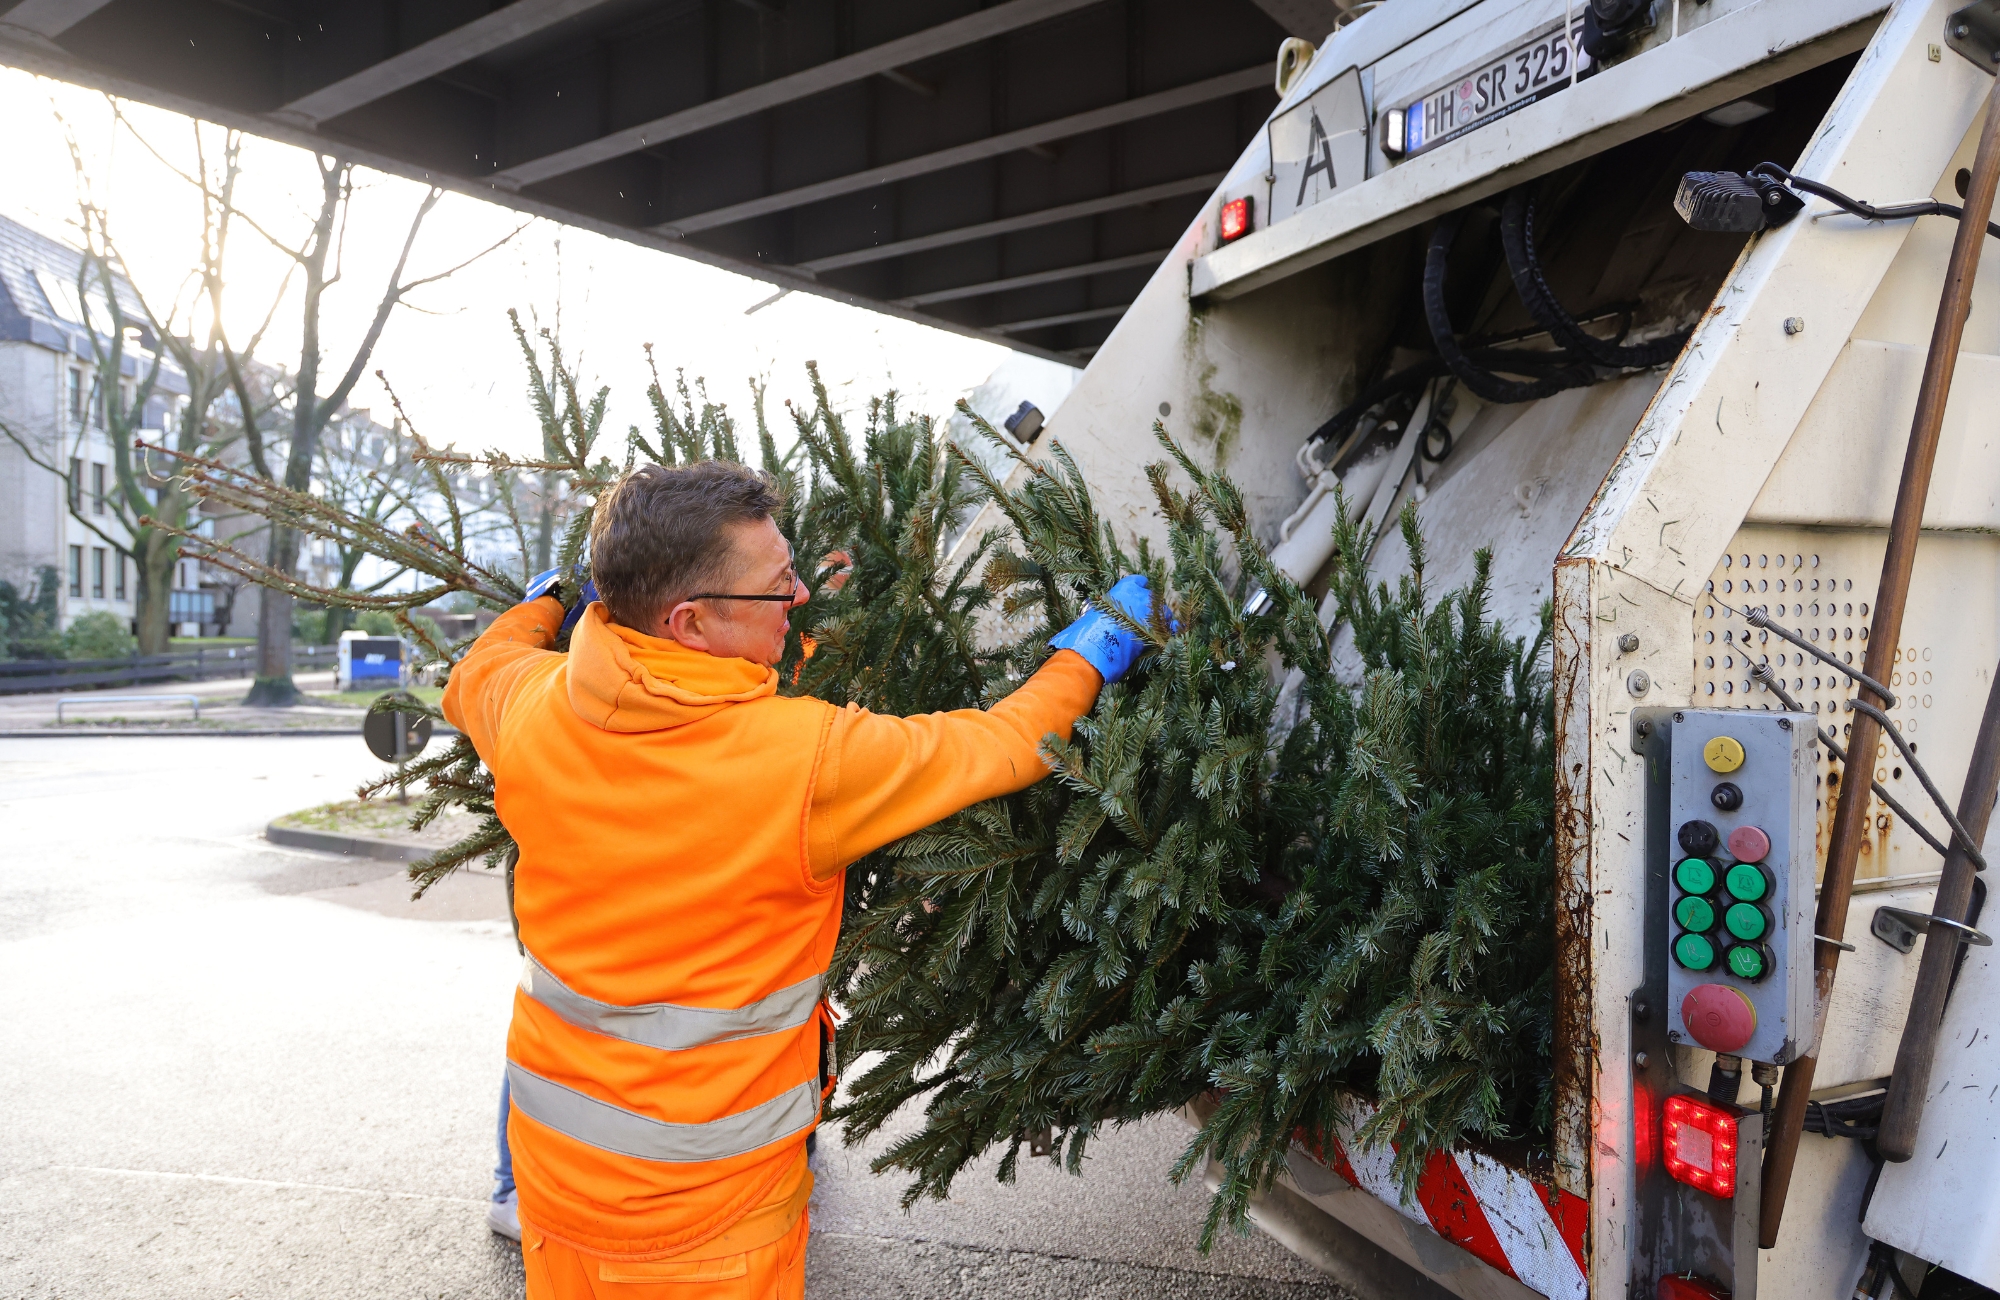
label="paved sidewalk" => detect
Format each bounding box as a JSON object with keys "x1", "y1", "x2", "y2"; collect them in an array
[
  {"x1": 0, "y1": 672, "x2": 384, "y2": 735},
  {"x1": 0, "y1": 735, "x2": 1354, "y2": 1300}
]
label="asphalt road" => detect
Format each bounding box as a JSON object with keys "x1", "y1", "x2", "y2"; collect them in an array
[{"x1": 0, "y1": 734, "x2": 1350, "y2": 1299}]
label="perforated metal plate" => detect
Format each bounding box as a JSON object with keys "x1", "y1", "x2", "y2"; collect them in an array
[{"x1": 1693, "y1": 525, "x2": 1999, "y2": 885}]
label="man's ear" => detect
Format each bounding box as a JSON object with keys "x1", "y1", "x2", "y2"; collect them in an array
[{"x1": 663, "y1": 599, "x2": 708, "y2": 649}]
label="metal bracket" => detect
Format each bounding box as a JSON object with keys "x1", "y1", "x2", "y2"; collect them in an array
[
  {"x1": 1871, "y1": 904, "x2": 1993, "y2": 954},
  {"x1": 1947, "y1": 1, "x2": 2000, "y2": 71},
  {"x1": 1630, "y1": 705, "x2": 1675, "y2": 754}
]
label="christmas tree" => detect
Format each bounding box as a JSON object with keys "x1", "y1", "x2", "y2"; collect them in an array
[
  {"x1": 157, "y1": 323, "x2": 1556, "y2": 1246},
  {"x1": 826, "y1": 427, "x2": 1554, "y2": 1244}
]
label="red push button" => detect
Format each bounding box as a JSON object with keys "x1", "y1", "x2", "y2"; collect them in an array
[
  {"x1": 1681, "y1": 983, "x2": 1757, "y2": 1053},
  {"x1": 1726, "y1": 824, "x2": 1770, "y2": 863}
]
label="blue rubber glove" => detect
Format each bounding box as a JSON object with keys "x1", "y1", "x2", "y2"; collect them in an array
[
  {"x1": 1048, "y1": 574, "x2": 1170, "y2": 684},
  {"x1": 523, "y1": 567, "x2": 598, "y2": 637}
]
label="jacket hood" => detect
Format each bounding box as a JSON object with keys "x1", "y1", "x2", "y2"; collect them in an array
[{"x1": 567, "y1": 603, "x2": 777, "y2": 733}]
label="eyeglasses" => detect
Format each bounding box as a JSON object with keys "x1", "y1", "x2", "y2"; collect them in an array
[{"x1": 691, "y1": 569, "x2": 801, "y2": 603}]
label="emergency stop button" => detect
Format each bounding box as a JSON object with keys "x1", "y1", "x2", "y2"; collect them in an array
[
  {"x1": 1726, "y1": 825, "x2": 1771, "y2": 863},
  {"x1": 1682, "y1": 983, "x2": 1757, "y2": 1053},
  {"x1": 1703, "y1": 736, "x2": 1745, "y2": 773}
]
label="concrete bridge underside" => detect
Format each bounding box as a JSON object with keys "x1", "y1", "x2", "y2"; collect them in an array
[{"x1": 0, "y1": 0, "x2": 1319, "y2": 362}]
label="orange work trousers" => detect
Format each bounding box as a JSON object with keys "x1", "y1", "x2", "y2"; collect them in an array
[{"x1": 523, "y1": 1209, "x2": 808, "y2": 1299}]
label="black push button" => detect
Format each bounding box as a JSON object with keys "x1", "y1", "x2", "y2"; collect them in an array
[{"x1": 1678, "y1": 819, "x2": 1721, "y2": 857}]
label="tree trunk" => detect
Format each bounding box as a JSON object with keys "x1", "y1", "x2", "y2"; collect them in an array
[
  {"x1": 132, "y1": 531, "x2": 177, "y2": 656},
  {"x1": 244, "y1": 521, "x2": 300, "y2": 705}
]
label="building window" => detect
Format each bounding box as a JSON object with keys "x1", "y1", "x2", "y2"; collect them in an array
[
  {"x1": 88, "y1": 376, "x2": 104, "y2": 428},
  {"x1": 68, "y1": 545, "x2": 82, "y2": 597},
  {"x1": 114, "y1": 552, "x2": 127, "y2": 601},
  {"x1": 91, "y1": 462, "x2": 106, "y2": 515},
  {"x1": 91, "y1": 547, "x2": 105, "y2": 599},
  {"x1": 68, "y1": 457, "x2": 82, "y2": 512},
  {"x1": 67, "y1": 369, "x2": 82, "y2": 424}
]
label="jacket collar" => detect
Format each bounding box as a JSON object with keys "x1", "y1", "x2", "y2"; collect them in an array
[{"x1": 566, "y1": 604, "x2": 776, "y2": 733}]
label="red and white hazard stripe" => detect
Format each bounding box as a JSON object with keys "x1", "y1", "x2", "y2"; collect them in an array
[{"x1": 1301, "y1": 1099, "x2": 1589, "y2": 1300}]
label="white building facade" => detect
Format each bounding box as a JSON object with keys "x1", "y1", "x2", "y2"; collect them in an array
[{"x1": 0, "y1": 211, "x2": 205, "y2": 638}]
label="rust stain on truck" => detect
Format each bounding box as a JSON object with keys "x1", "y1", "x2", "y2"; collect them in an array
[{"x1": 1550, "y1": 556, "x2": 1598, "y2": 1200}]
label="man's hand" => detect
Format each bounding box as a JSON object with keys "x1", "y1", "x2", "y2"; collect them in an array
[
  {"x1": 523, "y1": 566, "x2": 599, "y2": 638},
  {"x1": 1048, "y1": 574, "x2": 1172, "y2": 684}
]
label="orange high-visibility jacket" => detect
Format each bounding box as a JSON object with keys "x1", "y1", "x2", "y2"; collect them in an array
[{"x1": 443, "y1": 598, "x2": 1100, "y2": 1260}]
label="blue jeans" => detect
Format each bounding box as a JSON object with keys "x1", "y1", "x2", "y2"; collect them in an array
[{"x1": 494, "y1": 1072, "x2": 515, "y2": 1201}]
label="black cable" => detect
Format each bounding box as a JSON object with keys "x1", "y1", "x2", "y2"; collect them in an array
[
  {"x1": 1303, "y1": 358, "x2": 1443, "y2": 457},
  {"x1": 1303, "y1": 341, "x2": 1588, "y2": 457},
  {"x1": 1805, "y1": 1090, "x2": 1885, "y2": 1141},
  {"x1": 1707, "y1": 1055, "x2": 1743, "y2": 1104},
  {"x1": 1419, "y1": 415, "x2": 1453, "y2": 463},
  {"x1": 1751, "y1": 161, "x2": 2000, "y2": 240},
  {"x1": 1424, "y1": 212, "x2": 1598, "y2": 405},
  {"x1": 1500, "y1": 186, "x2": 1692, "y2": 369}
]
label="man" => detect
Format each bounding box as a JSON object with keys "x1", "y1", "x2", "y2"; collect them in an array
[{"x1": 443, "y1": 460, "x2": 1157, "y2": 1297}]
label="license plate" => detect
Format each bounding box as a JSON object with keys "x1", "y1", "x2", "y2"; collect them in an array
[{"x1": 1401, "y1": 16, "x2": 1592, "y2": 157}]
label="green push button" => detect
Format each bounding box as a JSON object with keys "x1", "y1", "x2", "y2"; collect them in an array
[
  {"x1": 1725, "y1": 901, "x2": 1772, "y2": 941},
  {"x1": 1726, "y1": 943, "x2": 1771, "y2": 981},
  {"x1": 1675, "y1": 857, "x2": 1718, "y2": 896},
  {"x1": 1675, "y1": 932, "x2": 1718, "y2": 971},
  {"x1": 1675, "y1": 895, "x2": 1718, "y2": 932},
  {"x1": 1725, "y1": 861, "x2": 1772, "y2": 903}
]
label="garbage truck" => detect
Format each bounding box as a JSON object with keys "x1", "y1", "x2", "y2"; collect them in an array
[{"x1": 960, "y1": 0, "x2": 2000, "y2": 1296}]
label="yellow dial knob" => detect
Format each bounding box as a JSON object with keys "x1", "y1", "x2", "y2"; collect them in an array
[{"x1": 1703, "y1": 736, "x2": 1745, "y2": 774}]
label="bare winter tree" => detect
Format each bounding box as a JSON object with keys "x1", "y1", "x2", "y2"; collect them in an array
[
  {"x1": 0, "y1": 115, "x2": 285, "y2": 654},
  {"x1": 204, "y1": 154, "x2": 523, "y2": 704},
  {"x1": 307, "y1": 413, "x2": 421, "y2": 641}
]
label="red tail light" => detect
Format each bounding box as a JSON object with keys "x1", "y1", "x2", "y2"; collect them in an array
[
  {"x1": 1219, "y1": 196, "x2": 1252, "y2": 243},
  {"x1": 1658, "y1": 1272, "x2": 1732, "y2": 1300},
  {"x1": 1663, "y1": 1094, "x2": 1740, "y2": 1198}
]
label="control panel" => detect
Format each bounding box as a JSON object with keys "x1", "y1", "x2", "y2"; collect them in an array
[{"x1": 1665, "y1": 710, "x2": 1816, "y2": 1065}]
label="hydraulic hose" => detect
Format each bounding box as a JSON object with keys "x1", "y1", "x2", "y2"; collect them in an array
[
  {"x1": 1302, "y1": 202, "x2": 1617, "y2": 465},
  {"x1": 1303, "y1": 342, "x2": 1590, "y2": 458},
  {"x1": 1303, "y1": 358, "x2": 1444, "y2": 459},
  {"x1": 1500, "y1": 186, "x2": 1691, "y2": 369},
  {"x1": 1423, "y1": 212, "x2": 1597, "y2": 405}
]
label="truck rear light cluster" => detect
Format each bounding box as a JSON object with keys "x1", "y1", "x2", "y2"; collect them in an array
[
  {"x1": 1663, "y1": 1094, "x2": 1739, "y2": 1198},
  {"x1": 1219, "y1": 196, "x2": 1252, "y2": 244},
  {"x1": 1657, "y1": 1273, "x2": 1732, "y2": 1300}
]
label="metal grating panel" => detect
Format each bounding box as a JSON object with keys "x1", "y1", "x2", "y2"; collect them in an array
[{"x1": 1692, "y1": 525, "x2": 2000, "y2": 886}]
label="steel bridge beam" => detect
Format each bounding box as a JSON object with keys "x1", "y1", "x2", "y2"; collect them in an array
[
  {"x1": 491, "y1": 0, "x2": 1109, "y2": 191},
  {"x1": 895, "y1": 249, "x2": 1165, "y2": 307},
  {"x1": 798, "y1": 173, "x2": 1221, "y2": 274},
  {"x1": 658, "y1": 65, "x2": 1266, "y2": 236},
  {"x1": 273, "y1": 0, "x2": 619, "y2": 128},
  {"x1": 992, "y1": 303, "x2": 1132, "y2": 333},
  {"x1": 0, "y1": 0, "x2": 115, "y2": 40}
]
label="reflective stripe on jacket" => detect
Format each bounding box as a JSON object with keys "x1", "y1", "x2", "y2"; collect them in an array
[{"x1": 441, "y1": 598, "x2": 1101, "y2": 1261}]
